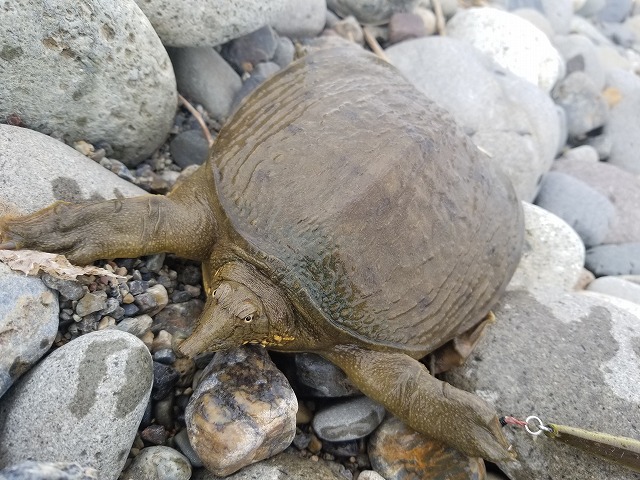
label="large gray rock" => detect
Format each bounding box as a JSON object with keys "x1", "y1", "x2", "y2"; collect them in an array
[
  {"x1": 445, "y1": 289, "x2": 640, "y2": 480},
  {"x1": 0, "y1": 263, "x2": 58, "y2": 399},
  {"x1": 134, "y1": 0, "x2": 289, "y2": 47},
  {"x1": 508, "y1": 203, "x2": 585, "y2": 293},
  {"x1": 0, "y1": 330, "x2": 153, "y2": 480},
  {"x1": 0, "y1": 125, "x2": 145, "y2": 216},
  {"x1": 326, "y1": 0, "x2": 419, "y2": 24},
  {"x1": 385, "y1": 36, "x2": 561, "y2": 201},
  {"x1": 0, "y1": 0, "x2": 177, "y2": 165},
  {"x1": 586, "y1": 275, "x2": 640, "y2": 305}
]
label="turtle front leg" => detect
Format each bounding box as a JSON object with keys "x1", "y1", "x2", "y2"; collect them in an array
[
  {"x1": 320, "y1": 345, "x2": 515, "y2": 463},
  {"x1": 0, "y1": 192, "x2": 217, "y2": 264}
]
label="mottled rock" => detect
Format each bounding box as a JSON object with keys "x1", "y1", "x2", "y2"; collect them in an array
[
  {"x1": 327, "y1": 0, "x2": 419, "y2": 24},
  {"x1": 134, "y1": 284, "x2": 168, "y2": 316},
  {"x1": 168, "y1": 47, "x2": 241, "y2": 122},
  {"x1": 0, "y1": 330, "x2": 153, "y2": 480},
  {"x1": 152, "y1": 362, "x2": 179, "y2": 401},
  {"x1": 271, "y1": 0, "x2": 327, "y2": 38},
  {"x1": 447, "y1": 7, "x2": 564, "y2": 92},
  {"x1": 0, "y1": 264, "x2": 58, "y2": 399},
  {"x1": 173, "y1": 428, "x2": 204, "y2": 468},
  {"x1": 185, "y1": 346, "x2": 297, "y2": 476},
  {"x1": 552, "y1": 158, "x2": 640, "y2": 244},
  {"x1": 445, "y1": 289, "x2": 640, "y2": 480},
  {"x1": 294, "y1": 353, "x2": 360, "y2": 397},
  {"x1": 134, "y1": 0, "x2": 289, "y2": 47},
  {"x1": 385, "y1": 36, "x2": 560, "y2": 202},
  {"x1": 222, "y1": 26, "x2": 279, "y2": 74},
  {"x1": 585, "y1": 243, "x2": 640, "y2": 276},
  {"x1": 508, "y1": 203, "x2": 585, "y2": 293},
  {"x1": 140, "y1": 424, "x2": 169, "y2": 445},
  {"x1": 115, "y1": 314, "x2": 153, "y2": 338},
  {"x1": 368, "y1": 416, "x2": 485, "y2": 480},
  {"x1": 553, "y1": 34, "x2": 606, "y2": 91},
  {"x1": 534, "y1": 171, "x2": 615, "y2": 247},
  {"x1": 76, "y1": 291, "x2": 107, "y2": 317},
  {"x1": 0, "y1": 461, "x2": 97, "y2": 480},
  {"x1": 0, "y1": 125, "x2": 146, "y2": 216},
  {"x1": 0, "y1": 0, "x2": 176, "y2": 165},
  {"x1": 120, "y1": 447, "x2": 191, "y2": 480},
  {"x1": 192, "y1": 452, "x2": 344, "y2": 479},
  {"x1": 40, "y1": 274, "x2": 85, "y2": 301},
  {"x1": 357, "y1": 471, "x2": 385, "y2": 480},
  {"x1": 313, "y1": 396, "x2": 385, "y2": 442},
  {"x1": 388, "y1": 12, "x2": 427, "y2": 44},
  {"x1": 586, "y1": 275, "x2": 640, "y2": 305},
  {"x1": 152, "y1": 299, "x2": 205, "y2": 337},
  {"x1": 153, "y1": 348, "x2": 177, "y2": 365},
  {"x1": 552, "y1": 71, "x2": 608, "y2": 138},
  {"x1": 170, "y1": 130, "x2": 210, "y2": 168}
]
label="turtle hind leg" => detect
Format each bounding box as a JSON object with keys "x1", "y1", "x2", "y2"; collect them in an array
[
  {"x1": 321, "y1": 344, "x2": 515, "y2": 463},
  {"x1": 0, "y1": 192, "x2": 218, "y2": 265},
  {"x1": 428, "y1": 312, "x2": 495, "y2": 375}
]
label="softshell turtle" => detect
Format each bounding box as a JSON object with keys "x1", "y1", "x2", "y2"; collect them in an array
[{"x1": 0, "y1": 47, "x2": 523, "y2": 462}]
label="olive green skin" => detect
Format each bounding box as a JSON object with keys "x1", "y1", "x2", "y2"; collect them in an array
[{"x1": 207, "y1": 47, "x2": 524, "y2": 357}]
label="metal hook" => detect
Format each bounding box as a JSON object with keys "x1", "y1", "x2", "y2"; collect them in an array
[{"x1": 525, "y1": 416, "x2": 553, "y2": 436}]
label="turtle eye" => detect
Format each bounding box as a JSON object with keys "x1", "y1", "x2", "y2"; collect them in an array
[{"x1": 243, "y1": 314, "x2": 254, "y2": 323}]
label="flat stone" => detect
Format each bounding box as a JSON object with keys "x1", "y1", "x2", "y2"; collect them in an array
[
  {"x1": 0, "y1": 125, "x2": 146, "y2": 216},
  {"x1": 133, "y1": 0, "x2": 289, "y2": 47},
  {"x1": 192, "y1": 452, "x2": 345, "y2": 480},
  {"x1": 313, "y1": 396, "x2": 385, "y2": 442},
  {"x1": 326, "y1": 0, "x2": 420, "y2": 24},
  {"x1": 447, "y1": 7, "x2": 564, "y2": 92},
  {"x1": 444, "y1": 289, "x2": 640, "y2": 480},
  {"x1": 170, "y1": 130, "x2": 210, "y2": 168},
  {"x1": 173, "y1": 428, "x2": 204, "y2": 468},
  {"x1": 0, "y1": 0, "x2": 176, "y2": 165},
  {"x1": 271, "y1": 0, "x2": 327, "y2": 38},
  {"x1": 185, "y1": 346, "x2": 297, "y2": 476},
  {"x1": 586, "y1": 275, "x2": 640, "y2": 305},
  {"x1": 0, "y1": 330, "x2": 153, "y2": 480},
  {"x1": 558, "y1": 145, "x2": 599, "y2": 163},
  {"x1": 552, "y1": 71, "x2": 608, "y2": 138},
  {"x1": 508, "y1": 202, "x2": 585, "y2": 292},
  {"x1": 120, "y1": 447, "x2": 191, "y2": 480},
  {"x1": 294, "y1": 353, "x2": 360, "y2": 397},
  {"x1": 0, "y1": 461, "x2": 97, "y2": 480},
  {"x1": 585, "y1": 243, "x2": 640, "y2": 276},
  {"x1": 385, "y1": 36, "x2": 560, "y2": 202},
  {"x1": 0, "y1": 265, "x2": 58, "y2": 399},
  {"x1": 368, "y1": 416, "x2": 485, "y2": 480},
  {"x1": 534, "y1": 171, "x2": 615, "y2": 247}
]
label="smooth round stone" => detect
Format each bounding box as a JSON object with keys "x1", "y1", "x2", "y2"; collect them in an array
[
  {"x1": 170, "y1": 130, "x2": 211, "y2": 168},
  {"x1": 552, "y1": 157, "x2": 640, "y2": 244},
  {"x1": 0, "y1": 330, "x2": 153, "y2": 480},
  {"x1": 597, "y1": 0, "x2": 634, "y2": 22},
  {"x1": 294, "y1": 353, "x2": 360, "y2": 397},
  {"x1": 388, "y1": 12, "x2": 428, "y2": 44},
  {"x1": 326, "y1": 0, "x2": 420, "y2": 24},
  {"x1": 0, "y1": 461, "x2": 97, "y2": 479},
  {"x1": 603, "y1": 69, "x2": 640, "y2": 174},
  {"x1": 134, "y1": 0, "x2": 289, "y2": 47},
  {"x1": 0, "y1": 264, "x2": 58, "y2": 399},
  {"x1": 0, "y1": 125, "x2": 146, "y2": 216},
  {"x1": 313, "y1": 396, "x2": 385, "y2": 442},
  {"x1": 553, "y1": 34, "x2": 606, "y2": 91},
  {"x1": 558, "y1": 145, "x2": 599, "y2": 163},
  {"x1": 444, "y1": 289, "x2": 640, "y2": 480},
  {"x1": 586, "y1": 276, "x2": 640, "y2": 305},
  {"x1": 368, "y1": 416, "x2": 485, "y2": 480},
  {"x1": 271, "y1": 0, "x2": 327, "y2": 38},
  {"x1": 512, "y1": 8, "x2": 554, "y2": 38},
  {"x1": 192, "y1": 452, "x2": 345, "y2": 480},
  {"x1": 385, "y1": 36, "x2": 560, "y2": 202},
  {"x1": 185, "y1": 346, "x2": 297, "y2": 476},
  {"x1": 357, "y1": 471, "x2": 385, "y2": 480},
  {"x1": 585, "y1": 243, "x2": 640, "y2": 276},
  {"x1": 534, "y1": 171, "x2": 615, "y2": 247},
  {"x1": 120, "y1": 447, "x2": 191, "y2": 480},
  {"x1": 506, "y1": 0, "x2": 573, "y2": 34},
  {"x1": 447, "y1": 7, "x2": 564, "y2": 92},
  {"x1": 272, "y1": 37, "x2": 296, "y2": 69},
  {"x1": 552, "y1": 71, "x2": 608, "y2": 138},
  {"x1": 577, "y1": 0, "x2": 606, "y2": 16},
  {"x1": 508, "y1": 202, "x2": 585, "y2": 292},
  {"x1": 0, "y1": 0, "x2": 176, "y2": 165},
  {"x1": 173, "y1": 428, "x2": 204, "y2": 468},
  {"x1": 134, "y1": 284, "x2": 168, "y2": 316},
  {"x1": 222, "y1": 26, "x2": 279, "y2": 74}
]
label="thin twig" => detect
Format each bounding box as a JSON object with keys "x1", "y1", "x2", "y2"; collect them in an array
[
  {"x1": 432, "y1": 0, "x2": 447, "y2": 36},
  {"x1": 178, "y1": 94, "x2": 214, "y2": 147},
  {"x1": 363, "y1": 27, "x2": 392, "y2": 64}
]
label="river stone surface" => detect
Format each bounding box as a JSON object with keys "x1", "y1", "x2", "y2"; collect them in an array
[
  {"x1": 327, "y1": 0, "x2": 420, "y2": 24},
  {"x1": 447, "y1": 7, "x2": 564, "y2": 92},
  {"x1": 0, "y1": 461, "x2": 97, "y2": 480},
  {"x1": 385, "y1": 36, "x2": 560, "y2": 201},
  {"x1": 0, "y1": 0, "x2": 177, "y2": 165},
  {"x1": 0, "y1": 330, "x2": 153, "y2": 480},
  {"x1": 192, "y1": 452, "x2": 345, "y2": 480},
  {"x1": 312, "y1": 396, "x2": 386, "y2": 442},
  {"x1": 0, "y1": 125, "x2": 146, "y2": 216},
  {"x1": 185, "y1": 346, "x2": 297, "y2": 476},
  {"x1": 271, "y1": 0, "x2": 327, "y2": 38},
  {"x1": 134, "y1": 0, "x2": 289, "y2": 47},
  {"x1": 368, "y1": 416, "x2": 485, "y2": 480},
  {"x1": 586, "y1": 276, "x2": 640, "y2": 305},
  {"x1": 445, "y1": 289, "x2": 640, "y2": 480},
  {"x1": 120, "y1": 446, "x2": 191, "y2": 480},
  {"x1": 0, "y1": 264, "x2": 58, "y2": 399},
  {"x1": 508, "y1": 202, "x2": 585, "y2": 293}
]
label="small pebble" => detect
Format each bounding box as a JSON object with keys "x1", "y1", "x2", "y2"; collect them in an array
[
  {"x1": 313, "y1": 397, "x2": 385, "y2": 442},
  {"x1": 140, "y1": 424, "x2": 169, "y2": 445},
  {"x1": 388, "y1": 12, "x2": 427, "y2": 44},
  {"x1": 173, "y1": 428, "x2": 204, "y2": 468},
  {"x1": 153, "y1": 348, "x2": 177, "y2": 365},
  {"x1": 41, "y1": 274, "x2": 85, "y2": 301},
  {"x1": 152, "y1": 362, "x2": 180, "y2": 401},
  {"x1": 116, "y1": 314, "x2": 153, "y2": 338},
  {"x1": 357, "y1": 471, "x2": 385, "y2": 480},
  {"x1": 0, "y1": 461, "x2": 98, "y2": 479},
  {"x1": 222, "y1": 26, "x2": 279, "y2": 74},
  {"x1": 586, "y1": 276, "x2": 640, "y2": 305},
  {"x1": 134, "y1": 284, "x2": 169, "y2": 315},
  {"x1": 75, "y1": 291, "x2": 107, "y2": 317},
  {"x1": 120, "y1": 446, "x2": 191, "y2": 480},
  {"x1": 152, "y1": 330, "x2": 174, "y2": 352}
]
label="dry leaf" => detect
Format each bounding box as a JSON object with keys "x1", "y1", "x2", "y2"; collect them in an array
[{"x1": 0, "y1": 249, "x2": 125, "y2": 283}]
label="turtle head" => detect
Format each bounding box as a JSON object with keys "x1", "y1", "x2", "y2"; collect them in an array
[{"x1": 178, "y1": 262, "x2": 301, "y2": 357}]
